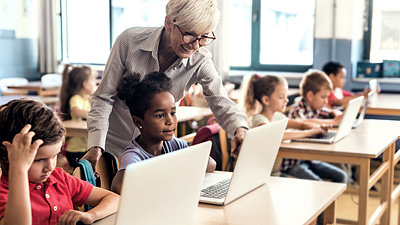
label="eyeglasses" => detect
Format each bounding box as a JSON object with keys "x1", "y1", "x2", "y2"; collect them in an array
[{"x1": 175, "y1": 24, "x2": 216, "y2": 46}]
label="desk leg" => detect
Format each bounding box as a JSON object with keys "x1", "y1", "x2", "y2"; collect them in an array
[
  {"x1": 323, "y1": 200, "x2": 336, "y2": 225},
  {"x1": 358, "y1": 159, "x2": 370, "y2": 225},
  {"x1": 380, "y1": 143, "x2": 393, "y2": 225}
]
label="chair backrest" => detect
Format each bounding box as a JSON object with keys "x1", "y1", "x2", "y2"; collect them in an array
[
  {"x1": 0, "y1": 77, "x2": 29, "y2": 95},
  {"x1": 192, "y1": 123, "x2": 230, "y2": 171},
  {"x1": 97, "y1": 151, "x2": 119, "y2": 190},
  {"x1": 71, "y1": 152, "x2": 119, "y2": 211}
]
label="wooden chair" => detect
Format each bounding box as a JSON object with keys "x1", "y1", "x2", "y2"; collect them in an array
[
  {"x1": 191, "y1": 122, "x2": 231, "y2": 171},
  {"x1": 72, "y1": 152, "x2": 119, "y2": 211},
  {"x1": 96, "y1": 151, "x2": 119, "y2": 191}
]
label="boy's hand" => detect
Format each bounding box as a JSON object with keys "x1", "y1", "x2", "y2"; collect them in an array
[
  {"x1": 56, "y1": 210, "x2": 94, "y2": 225},
  {"x1": 301, "y1": 122, "x2": 319, "y2": 130},
  {"x1": 308, "y1": 127, "x2": 326, "y2": 137},
  {"x1": 332, "y1": 114, "x2": 344, "y2": 126},
  {"x1": 2, "y1": 124, "x2": 43, "y2": 171}
]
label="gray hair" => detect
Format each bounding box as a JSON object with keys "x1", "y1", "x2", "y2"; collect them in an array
[{"x1": 166, "y1": 0, "x2": 220, "y2": 34}]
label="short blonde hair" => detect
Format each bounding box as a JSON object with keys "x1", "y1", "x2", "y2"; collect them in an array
[
  {"x1": 300, "y1": 70, "x2": 332, "y2": 97},
  {"x1": 166, "y1": 0, "x2": 220, "y2": 34}
]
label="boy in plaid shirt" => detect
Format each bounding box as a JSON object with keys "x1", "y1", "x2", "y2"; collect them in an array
[
  {"x1": 288, "y1": 71, "x2": 343, "y2": 126},
  {"x1": 283, "y1": 71, "x2": 348, "y2": 183}
]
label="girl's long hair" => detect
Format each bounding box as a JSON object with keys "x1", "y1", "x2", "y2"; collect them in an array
[
  {"x1": 59, "y1": 64, "x2": 92, "y2": 120},
  {"x1": 242, "y1": 74, "x2": 285, "y2": 118}
]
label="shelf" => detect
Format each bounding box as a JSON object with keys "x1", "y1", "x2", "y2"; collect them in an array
[{"x1": 352, "y1": 77, "x2": 400, "y2": 84}]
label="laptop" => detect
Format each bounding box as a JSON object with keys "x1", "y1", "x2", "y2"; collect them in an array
[
  {"x1": 352, "y1": 91, "x2": 374, "y2": 128},
  {"x1": 111, "y1": 141, "x2": 212, "y2": 225},
  {"x1": 199, "y1": 118, "x2": 288, "y2": 205},
  {"x1": 293, "y1": 95, "x2": 364, "y2": 144}
]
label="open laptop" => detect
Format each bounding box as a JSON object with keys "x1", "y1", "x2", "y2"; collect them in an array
[
  {"x1": 293, "y1": 95, "x2": 364, "y2": 144},
  {"x1": 112, "y1": 141, "x2": 212, "y2": 225},
  {"x1": 199, "y1": 118, "x2": 288, "y2": 205},
  {"x1": 352, "y1": 91, "x2": 374, "y2": 128}
]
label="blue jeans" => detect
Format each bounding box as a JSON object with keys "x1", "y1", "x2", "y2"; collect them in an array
[{"x1": 284, "y1": 161, "x2": 348, "y2": 183}]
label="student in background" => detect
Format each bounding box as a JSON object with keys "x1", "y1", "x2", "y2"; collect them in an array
[
  {"x1": 286, "y1": 71, "x2": 348, "y2": 183},
  {"x1": 111, "y1": 72, "x2": 216, "y2": 194},
  {"x1": 0, "y1": 99, "x2": 118, "y2": 225},
  {"x1": 59, "y1": 64, "x2": 97, "y2": 167},
  {"x1": 288, "y1": 70, "x2": 343, "y2": 126},
  {"x1": 243, "y1": 74, "x2": 329, "y2": 178},
  {"x1": 322, "y1": 61, "x2": 370, "y2": 107}
]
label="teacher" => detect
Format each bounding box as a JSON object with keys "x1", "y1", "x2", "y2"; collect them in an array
[{"x1": 84, "y1": 0, "x2": 248, "y2": 169}]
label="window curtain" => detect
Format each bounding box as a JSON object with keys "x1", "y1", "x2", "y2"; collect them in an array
[
  {"x1": 207, "y1": 0, "x2": 229, "y2": 79},
  {"x1": 38, "y1": 0, "x2": 57, "y2": 74}
]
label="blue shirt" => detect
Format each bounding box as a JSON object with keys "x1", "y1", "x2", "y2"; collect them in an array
[{"x1": 119, "y1": 136, "x2": 188, "y2": 170}]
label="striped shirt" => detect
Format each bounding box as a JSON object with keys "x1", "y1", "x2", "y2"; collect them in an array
[
  {"x1": 119, "y1": 137, "x2": 188, "y2": 170},
  {"x1": 87, "y1": 27, "x2": 248, "y2": 157}
]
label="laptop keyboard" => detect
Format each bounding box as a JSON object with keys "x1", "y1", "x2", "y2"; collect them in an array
[
  {"x1": 200, "y1": 178, "x2": 231, "y2": 199},
  {"x1": 313, "y1": 132, "x2": 336, "y2": 140}
]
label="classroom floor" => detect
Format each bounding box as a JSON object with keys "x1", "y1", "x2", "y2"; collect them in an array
[{"x1": 336, "y1": 191, "x2": 399, "y2": 225}]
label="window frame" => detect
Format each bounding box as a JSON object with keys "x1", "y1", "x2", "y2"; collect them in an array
[{"x1": 230, "y1": 0, "x2": 315, "y2": 72}]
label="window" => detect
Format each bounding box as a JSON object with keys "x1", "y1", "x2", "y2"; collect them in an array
[
  {"x1": 60, "y1": 0, "x2": 110, "y2": 64},
  {"x1": 228, "y1": 0, "x2": 315, "y2": 72},
  {"x1": 368, "y1": 0, "x2": 400, "y2": 61},
  {"x1": 59, "y1": 0, "x2": 315, "y2": 69},
  {"x1": 111, "y1": 0, "x2": 168, "y2": 44},
  {"x1": 59, "y1": 0, "x2": 169, "y2": 64}
]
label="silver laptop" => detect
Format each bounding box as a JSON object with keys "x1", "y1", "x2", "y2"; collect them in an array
[
  {"x1": 199, "y1": 118, "x2": 288, "y2": 205},
  {"x1": 293, "y1": 95, "x2": 364, "y2": 144},
  {"x1": 110, "y1": 141, "x2": 212, "y2": 225},
  {"x1": 352, "y1": 91, "x2": 374, "y2": 128}
]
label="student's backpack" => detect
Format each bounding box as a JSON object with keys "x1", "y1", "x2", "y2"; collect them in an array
[
  {"x1": 72, "y1": 152, "x2": 119, "y2": 211},
  {"x1": 192, "y1": 122, "x2": 232, "y2": 171}
]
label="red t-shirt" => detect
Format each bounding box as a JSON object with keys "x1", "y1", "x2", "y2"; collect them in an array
[
  {"x1": 0, "y1": 167, "x2": 93, "y2": 225},
  {"x1": 328, "y1": 88, "x2": 353, "y2": 106}
]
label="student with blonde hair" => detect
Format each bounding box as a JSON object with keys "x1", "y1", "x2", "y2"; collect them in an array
[
  {"x1": 286, "y1": 71, "x2": 348, "y2": 183},
  {"x1": 288, "y1": 70, "x2": 343, "y2": 126},
  {"x1": 84, "y1": 0, "x2": 248, "y2": 170},
  {"x1": 243, "y1": 74, "x2": 329, "y2": 177}
]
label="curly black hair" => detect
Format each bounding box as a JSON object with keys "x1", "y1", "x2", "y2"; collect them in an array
[
  {"x1": 117, "y1": 71, "x2": 172, "y2": 119},
  {"x1": 0, "y1": 99, "x2": 65, "y2": 173}
]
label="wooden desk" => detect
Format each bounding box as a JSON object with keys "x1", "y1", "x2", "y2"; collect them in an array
[
  {"x1": 63, "y1": 120, "x2": 88, "y2": 138},
  {"x1": 366, "y1": 93, "x2": 400, "y2": 116},
  {"x1": 7, "y1": 81, "x2": 59, "y2": 96},
  {"x1": 278, "y1": 119, "x2": 398, "y2": 225},
  {"x1": 358, "y1": 119, "x2": 400, "y2": 225},
  {"x1": 93, "y1": 177, "x2": 346, "y2": 225},
  {"x1": 63, "y1": 106, "x2": 213, "y2": 138}
]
